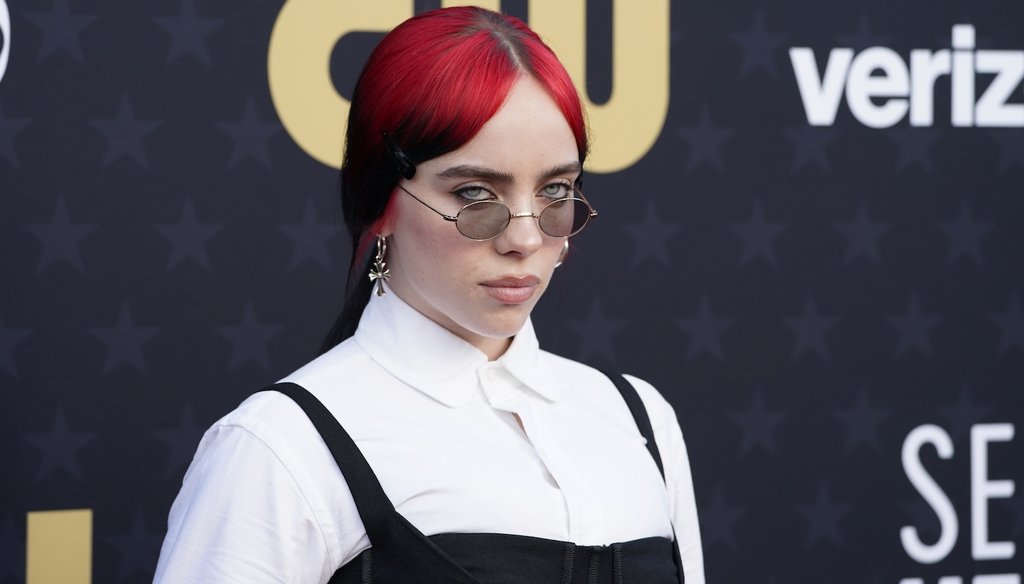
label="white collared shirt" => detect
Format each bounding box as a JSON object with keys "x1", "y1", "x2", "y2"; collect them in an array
[{"x1": 155, "y1": 290, "x2": 705, "y2": 583}]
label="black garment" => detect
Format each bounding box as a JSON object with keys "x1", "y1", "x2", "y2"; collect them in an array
[{"x1": 263, "y1": 372, "x2": 684, "y2": 584}]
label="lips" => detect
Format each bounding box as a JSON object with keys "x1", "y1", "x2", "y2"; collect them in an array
[{"x1": 480, "y1": 275, "x2": 540, "y2": 304}]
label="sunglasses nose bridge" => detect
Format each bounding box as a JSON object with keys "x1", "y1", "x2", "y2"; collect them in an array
[{"x1": 509, "y1": 210, "x2": 540, "y2": 219}]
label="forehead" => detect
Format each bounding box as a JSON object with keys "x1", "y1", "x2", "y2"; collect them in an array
[{"x1": 420, "y1": 75, "x2": 579, "y2": 179}]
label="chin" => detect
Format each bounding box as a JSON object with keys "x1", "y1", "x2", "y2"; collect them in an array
[{"x1": 470, "y1": 309, "x2": 532, "y2": 339}]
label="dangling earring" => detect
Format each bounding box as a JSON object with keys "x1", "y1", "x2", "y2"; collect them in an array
[
  {"x1": 555, "y1": 240, "x2": 569, "y2": 268},
  {"x1": 368, "y1": 234, "x2": 390, "y2": 296}
]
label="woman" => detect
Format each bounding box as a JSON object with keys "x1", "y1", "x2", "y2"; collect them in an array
[{"x1": 155, "y1": 6, "x2": 704, "y2": 583}]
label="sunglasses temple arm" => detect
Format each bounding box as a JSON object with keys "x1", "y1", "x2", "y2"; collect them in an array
[{"x1": 398, "y1": 184, "x2": 459, "y2": 221}]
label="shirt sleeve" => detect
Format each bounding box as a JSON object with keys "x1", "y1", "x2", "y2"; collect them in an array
[
  {"x1": 624, "y1": 374, "x2": 706, "y2": 584},
  {"x1": 154, "y1": 423, "x2": 335, "y2": 584}
]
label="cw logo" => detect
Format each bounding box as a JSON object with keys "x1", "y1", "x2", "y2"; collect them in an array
[
  {"x1": 0, "y1": 0, "x2": 11, "y2": 84},
  {"x1": 267, "y1": 0, "x2": 669, "y2": 173}
]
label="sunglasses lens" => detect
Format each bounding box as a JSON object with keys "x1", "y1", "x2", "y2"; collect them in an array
[
  {"x1": 539, "y1": 197, "x2": 591, "y2": 237},
  {"x1": 457, "y1": 201, "x2": 510, "y2": 240}
]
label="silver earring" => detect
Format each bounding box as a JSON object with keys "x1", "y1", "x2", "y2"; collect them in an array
[
  {"x1": 555, "y1": 240, "x2": 569, "y2": 268},
  {"x1": 368, "y1": 234, "x2": 389, "y2": 296}
]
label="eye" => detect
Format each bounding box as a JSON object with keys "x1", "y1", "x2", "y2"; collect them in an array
[
  {"x1": 540, "y1": 182, "x2": 573, "y2": 199},
  {"x1": 454, "y1": 185, "x2": 495, "y2": 203}
]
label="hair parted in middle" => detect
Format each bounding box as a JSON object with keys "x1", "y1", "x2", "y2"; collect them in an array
[{"x1": 321, "y1": 6, "x2": 590, "y2": 352}]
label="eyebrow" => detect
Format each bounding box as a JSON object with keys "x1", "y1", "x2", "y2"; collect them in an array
[{"x1": 437, "y1": 161, "x2": 582, "y2": 184}]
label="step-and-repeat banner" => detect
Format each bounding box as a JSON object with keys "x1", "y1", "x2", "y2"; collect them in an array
[{"x1": 2, "y1": 1, "x2": 1021, "y2": 582}]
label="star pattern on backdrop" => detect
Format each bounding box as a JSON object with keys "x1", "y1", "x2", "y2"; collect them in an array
[
  {"x1": 154, "y1": 0, "x2": 224, "y2": 66},
  {"x1": 836, "y1": 14, "x2": 892, "y2": 50},
  {"x1": 988, "y1": 293, "x2": 1024, "y2": 355},
  {"x1": 24, "y1": 0, "x2": 97, "y2": 62},
  {"x1": 885, "y1": 293, "x2": 942, "y2": 358},
  {"x1": 795, "y1": 482, "x2": 853, "y2": 548},
  {"x1": 619, "y1": 201, "x2": 680, "y2": 267},
  {"x1": 90, "y1": 304, "x2": 160, "y2": 374},
  {"x1": 937, "y1": 385, "x2": 993, "y2": 443},
  {"x1": 730, "y1": 199, "x2": 786, "y2": 266},
  {"x1": 782, "y1": 126, "x2": 838, "y2": 172},
  {"x1": 0, "y1": 105, "x2": 32, "y2": 166},
  {"x1": 699, "y1": 486, "x2": 746, "y2": 551},
  {"x1": 833, "y1": 389, "x2": 890, "y2": 452},
  {"x1": 90, "y1": 96, "x2": 162, "y2": 168},
  {"x1": 154, "y1": 404, "x2": 205, "y2": 477},
  {"x1": 567, "y1": 299, "x2": 627, "y2": 363},
  {"x1": 215, "y1": 301, "x2": 285, "y2": 370},
  {"x1": 728, "y1": 388, "x2": 786, "y2": 456},
  {"x1": 0, "y1": 316, "x2": 32, "y2": 377},
  {"x1": 4, "y1": 4, "x2": 1023, "y2": 583},
  {"x1": 783, "y1": 295, "x2": 839, "y2": 361},
  {"x1": 675, "y1": 296, "x2": 734, "y2": 362},
  {"x1": 674, "y1": 108, "x2": 736, "y2": 172},
  {"x1": 727, "y1": 12, "x2": 787, "y2": 78},
  {"x1": 155, "y1": 198, "x2": 223, "y2": 271},
  {"x1": 103, "y1": 510, "x2": 166, "y2": 581},
  {"x1": 278, "y1": 199, "x2": 341, "y2": 270},
  {"x1": 989, "y1": 129, "x2": 1024, "y2": 171},
  {"x1": 26, "y1": 198, "x2": 98, "y2": 273},
  {"x1": 938, "y1": 202, "x2": 990, "y2": 265},
  {"x1": 834, "y1": 200, "x2": 891, "y2": 265},
  {"x1": 217, "y1": 98, "x2": 282, "y2": 169},
  {"x1": 886, "y1": 127, "x2": 939, "y2": 172},
  {"x1": 22, "y1": 407, "x2": 95, "y2": 483}
]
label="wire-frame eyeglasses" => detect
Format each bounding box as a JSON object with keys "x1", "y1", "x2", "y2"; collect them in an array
[{"x1": 396, "y1": 183, "x2": 598, "y2": 241}]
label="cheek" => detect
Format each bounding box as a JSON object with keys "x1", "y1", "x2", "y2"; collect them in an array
[{"x1": 395, "y1": 210, "x2": 471, "y2": 279}]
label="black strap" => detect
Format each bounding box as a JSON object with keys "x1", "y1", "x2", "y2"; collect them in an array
[
  {"x1": 262, "y1": 375, "x2": 685, "y2": 583},
  {"x1": 261, "y1": 383, "x2": 480, "y2": 583},
  {"x1": 258, "y1": 382, "x2": 400, "y2": 545},
  {"x1": 601, "y1": 371, "x2": 666, "y2": 480},
  {"x1": 601, "y1": 371, "x2": 686, "y2": 584}
]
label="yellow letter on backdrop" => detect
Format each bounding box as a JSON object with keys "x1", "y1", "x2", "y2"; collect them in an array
[
  {"x1": 531, "y1": 0, "x2": 670, "y2": 173},
  {"x1": 27, "y1": 509, "x2": 92, "y2": 584},
  {"x1": 268, "y1": 0, "x2": 411, "y2": 168}
]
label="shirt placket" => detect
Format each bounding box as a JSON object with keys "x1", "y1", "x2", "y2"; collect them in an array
[{"x1": 479, "y1": 363, "x2": 604, "y2": 542}]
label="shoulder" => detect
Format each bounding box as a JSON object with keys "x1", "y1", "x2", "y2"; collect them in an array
[
  {"x1": 194, "y1": 374, "x2": 349, "y2": 508},
  {"x1": 163, "y1": 340, "x2": 374, "y2": 576},
  {"x1": 206, "y1": 337, "x2": 376, "y2": 496},
  {"x1": 537, "y1": 351, "x2": 680, "y2": 433},
  {"x1": 279, "y1": 335, "x2": 376, "y2": 398},
  {"x1": 621, "y1": 373, "x2": 679, "y2": 434}
]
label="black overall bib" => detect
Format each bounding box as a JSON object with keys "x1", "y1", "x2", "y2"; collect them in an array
[{"x1": 263, "y1": 372, "x2": 685, "y2": 584}]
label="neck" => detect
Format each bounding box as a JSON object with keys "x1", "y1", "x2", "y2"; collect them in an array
[{"x1": 477, "y1": 335, "x2": 513, "y2": 361}]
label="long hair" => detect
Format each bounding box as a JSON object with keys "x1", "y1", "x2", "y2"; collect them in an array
[{"x1": 320, "y1": 6, "x2": 589, "y2": 354}]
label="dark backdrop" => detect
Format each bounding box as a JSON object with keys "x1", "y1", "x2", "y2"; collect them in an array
[{"x1": 2, "y1": 1, "x2": 1022, "y2": 582}]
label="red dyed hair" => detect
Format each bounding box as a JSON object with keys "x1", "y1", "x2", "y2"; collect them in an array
[{"x1": 322, "y1": 6, "x2": 588, "y2": 352}]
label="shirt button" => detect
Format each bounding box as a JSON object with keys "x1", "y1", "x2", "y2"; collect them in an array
[{"x1": 487, "y1": 368, "x2": 499, "y2": 380}]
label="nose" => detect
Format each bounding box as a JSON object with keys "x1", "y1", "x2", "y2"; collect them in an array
[{"x1": 494, "y1": 208, "x2": 544, "y2": 256}]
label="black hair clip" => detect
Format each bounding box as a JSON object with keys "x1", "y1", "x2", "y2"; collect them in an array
[{"x1": 382, "y1": 131, "x2": 416, "y2": 180}]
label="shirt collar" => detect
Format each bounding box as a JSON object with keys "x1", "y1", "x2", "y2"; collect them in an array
[{"x1": 353, "y1": 286, "x2": 562, "y2": 408}]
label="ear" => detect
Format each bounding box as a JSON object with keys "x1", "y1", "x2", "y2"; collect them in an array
[{"x1": 379, "y1": 202, "x2": 396, "y2": 238}]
